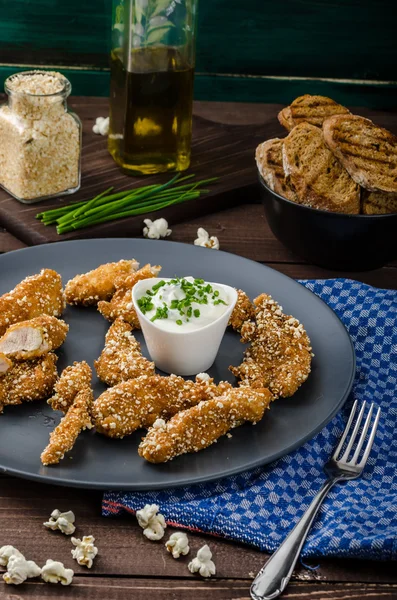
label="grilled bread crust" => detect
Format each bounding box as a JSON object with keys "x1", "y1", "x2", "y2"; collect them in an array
[
  {"x1": 278, "y1": 95, "x2": 350, "y2": 131},
  {"x1": 277, "y1": 107, "x2": 295, "y2": 131},
  {"x1": 362, "y1": 190, "x2": 397, "y2": 214},
  {"x1": 255, "y1": 138, "x2": 297, "y2": 201},
  {"x1": 282, "y1": 122, "x2": 360, "y2": 213},
  {"x1": 323, "y1": 114, "x2": 397, "y2": 193}
]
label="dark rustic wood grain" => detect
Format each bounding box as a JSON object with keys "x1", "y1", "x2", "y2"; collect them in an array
[
  {"x1": 1, "y1": 578, "x2": 396, "y2": 600},
  {"x1": 0, "y1": 474, "x2": 396, "y2": 588},
  {"x1": 0, "y1": 99, "x2": 272, "y2": 246},
  {"x1": 0, "y1": 0, "x2": 396, "y2": 105},
  {"x1": 1, "y1": 99, "x2": 396, "y2": 252},
  {"x1": 0, "y1": 228, "x2": 26, "y2": 252}
]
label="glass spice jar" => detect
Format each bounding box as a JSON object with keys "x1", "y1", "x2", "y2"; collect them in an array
[{"x1": 0, "y1": 70, "x2": 81, "y2": 204}]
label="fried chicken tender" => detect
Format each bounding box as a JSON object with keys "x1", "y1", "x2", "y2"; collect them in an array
[
  {"x1": 0, "y1": 315, "x2": 68, "y2": 360},
  {"x1": 97, "y1": 264, "x2": 162, "y2": 327},
  {"x1": 138, "y1": 387, "x2": 273, "y2": 463},
  {"x1": 41, "y1": 388, "x2": 93, "y2": 465},
  {"x1": 94, "y1": 317, "x2": 155, "y2": 385},
  {"x1": 0, "y1": 269, "x2": 65, "y2": 336},
  {"x1": 48, "y1": 361, "x2": 92, "y2": 413},
  {"x1": 0, "y1": 353, "x2": 13, "y2": 377},
  {"x1": 0, "y1": 353, "x2": 58, "y2": 414},
  {"x1": 228, "y1": 289, "x2": 255, "y2": 332},
  {"x1": 230, "y1": 294, "x2": 312, "y2": 398},
  {"x1": 65, "y1": 259, "x2": 139, "y2": 306},
  {"x1": 93, "y1": 374, "x2": 233, "y2": 438}
]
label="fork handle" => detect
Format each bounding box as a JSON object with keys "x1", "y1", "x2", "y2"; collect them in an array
[{"x1": 250, "y1": 478, "x2": 337, "y2": 600}]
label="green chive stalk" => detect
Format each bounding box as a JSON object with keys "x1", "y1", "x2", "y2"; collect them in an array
[{"x1": 36, "y1": 174, "x2": 218, "y2": 235}]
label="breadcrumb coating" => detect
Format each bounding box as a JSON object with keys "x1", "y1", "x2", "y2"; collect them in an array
[
  {"x1": 138, "y1": 387, "x2": 273, "y2": 463},
  {"x1": 41, "y1": 387, "x2": 93, "y2": 465},
  {"x1": 93, "y1": 374, "x2": 233, "y2": 438},
  {"x1": 0, "y1": 315, "x2": 68, "y2": 360},
  {"x1": 228, "y1": 289, "x2": 255, "y2": 332},
  {"x1": 94, "y1": 317, "x2": 155, "y2": 386},
  {"x1": 48, "y1": 361, "x2": 92, "y2": 413},
  {"x1": 97, "y1": 264, "x2": 161, "y2": 327},
  {"x1": 0, "y1": 269, "x2": 65, "y2": 336},
  {"x1": 0, "y1": 353, "x2": 58, "y2": 414},
  {"x1": 230, "y1": 294, "x2": 312, "y2": 397},
  {"x1": 65, "y1": 259, "x2": 139, "y2": 306}
]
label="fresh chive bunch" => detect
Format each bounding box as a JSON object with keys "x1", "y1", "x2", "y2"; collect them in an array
[
  {"x1": 36, "y1": 174, "x2": 217, "y2": 235},
  {"x1": 137, "y1": 277, "x2": 228, "y2": 325}
]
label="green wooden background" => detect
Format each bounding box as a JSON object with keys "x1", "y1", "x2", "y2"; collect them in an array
[{"x1": 0, "y1": 0, "x2": 396, "y2": 107}]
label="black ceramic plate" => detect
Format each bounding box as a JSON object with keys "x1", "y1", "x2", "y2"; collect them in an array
[{"x1": 0, "y1": 239, "x2": 355, "y2": 490}]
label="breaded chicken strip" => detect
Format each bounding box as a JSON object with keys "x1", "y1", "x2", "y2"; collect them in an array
[
  {"x1": 0, "y1": 353, "x2": 58, "y2": 414},
  {"x1": 65, "y1": 259, "x2": 139, "y2": 306},
  {"x1": 228, "y1": 289, "x2": 255, "y2": 332},
  {"x1": 41, "y1": 388, "x2": 93, "y2": 465},
  {"x1": 48, "y1": 361, "x2": 92, "y2": 413},
  {"x1": 230, "y1": 294, "x2": 312, "y2": 398},
  {"x1": 0, "y1": 269, "x2": 65, "y2": 336},
  {"x1": 93, "y1": 374, "x2": 233, "y2": 438},
  {"x1": 0, "y1": 315, "x2": 68, "y2": 360},
  {"x1": 138, "y1": 387, "x2": 273, "y2": 463},
  {"x1": 97, "y1": 264, "x2": 162, "y2": 327},
  {"x1": 94, "y1": 317, "x2": 155, "y2": 386},
  {"x1": 0, "y1": 353, "x2": 13, "y2": 377}
]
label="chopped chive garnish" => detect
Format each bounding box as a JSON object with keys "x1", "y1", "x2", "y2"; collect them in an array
[{"x1": 137, "y1": 277, "x2": 228, "y2": 325}]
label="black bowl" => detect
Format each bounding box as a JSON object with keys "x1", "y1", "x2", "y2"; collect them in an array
[{"x1": 259, "y1": 175, "x2": 397, "y2": 271}]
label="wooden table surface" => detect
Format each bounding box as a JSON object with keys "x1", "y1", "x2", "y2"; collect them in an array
[{"x1": 0, "y1": 101, "x2": 396, "y2": 600}]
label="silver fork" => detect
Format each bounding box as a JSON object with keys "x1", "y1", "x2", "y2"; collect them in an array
[{"x1": 250, "y1": 401, "x2": 381, "y2": 600}]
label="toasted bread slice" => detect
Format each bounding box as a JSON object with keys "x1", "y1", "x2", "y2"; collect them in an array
[
  {"x1": 362, "y1": 190, "x2": 397, "y2": 214},
  {"x1": 255, "y1": 138, "x2": 297, "y2": 201},
  {"x1": 282, "y1": 122, "x2": 360, "y2": 213},
  {"x1": 278, "y1": 95, "x2": 350, "y2": 131},
  {"x1": 323, "y1": 114, "x2": 397, "y2": 192},
  {"x1": 277, "y1": 107, "x2": 295, "y2": 131}
]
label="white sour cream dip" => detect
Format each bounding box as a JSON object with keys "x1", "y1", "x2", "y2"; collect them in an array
[{"x1": 135, "y1": 276, "x2": 231, "y2": 332}]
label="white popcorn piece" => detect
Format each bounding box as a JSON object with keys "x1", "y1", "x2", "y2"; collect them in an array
[
  {"x1": 41, "y1": 559, "x2": 74, "y2": 585},
  {"x1": 165, "y1": 532, "x2": 190, "y2": 559},
  {"x1": 196, "y1": 372, "x2": 211, "y2": 383},
  {"x1": 136, "y1": 504, "x2": 167, "y2": 541},
  {"x1": 71, "y1": 535, "x2": 98, "y2": 569},
  {"x1": 188, "y1": 544, "x2": 216, "y2": 578},
  {"x1": 194, "y1": 227, "x2": 220, "y2": 250},
  {"x1": 93, "y1": 116, "x2": 109, "y2": 136},
  {"x1": 3, "y1": 555, "x2": 41, "y2": 585},
  {"x1": 143, "y1": 218, "x2": 172, "y2": 240},
  {"x1": 43, "y1": 509, "x2": 76, "y2": 535},
  {"x1": 0, "y1": 545, "x2": 24, "y2": 566}
]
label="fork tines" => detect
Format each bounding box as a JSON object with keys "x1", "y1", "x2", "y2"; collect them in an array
[{"x1": 333, "y1": 400, "x2": 381, "y2": 468}]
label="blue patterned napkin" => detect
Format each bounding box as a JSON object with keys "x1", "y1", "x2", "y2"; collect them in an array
[{"x1": 103, "y1": 279, "x2": 397, "y2": 560}]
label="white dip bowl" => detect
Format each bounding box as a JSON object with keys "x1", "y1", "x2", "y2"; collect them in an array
[{"x1": 132, "y1": 278, "x2": 238, "y2": 376}]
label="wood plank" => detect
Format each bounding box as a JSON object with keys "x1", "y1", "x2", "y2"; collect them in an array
[
  {"x1": 0, "y1": 0, "x2": 395, "y2": 82},
  {"x1": 0, "y1": 99, "x2": 396, "y2": 250},
  {"x1": 270, "y1": 263, "x2": 397, "y2": 290},
  {"x1": 0, "y1": 228, "x2": 26, "y2": 252},
  {"x1": 0, "y1": 100, "x2": 274, "y2": 246},
  {"x1": 0, "y1": 199, "x2": 396, "y2": 289},
  {"x1": 0, "y1": 66, "x2": 396, "y2": 107},
  {"x1": 0, "y1": 578, "x2": 395, "y2": 599},
  {"x1": 0, "y1": 476, "x2": 395, "y2": 585}
]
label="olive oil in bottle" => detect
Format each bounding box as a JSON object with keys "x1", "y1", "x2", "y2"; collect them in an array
[{"x1": 108, "y1": 47, "x2": 194, "y2": 175}]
